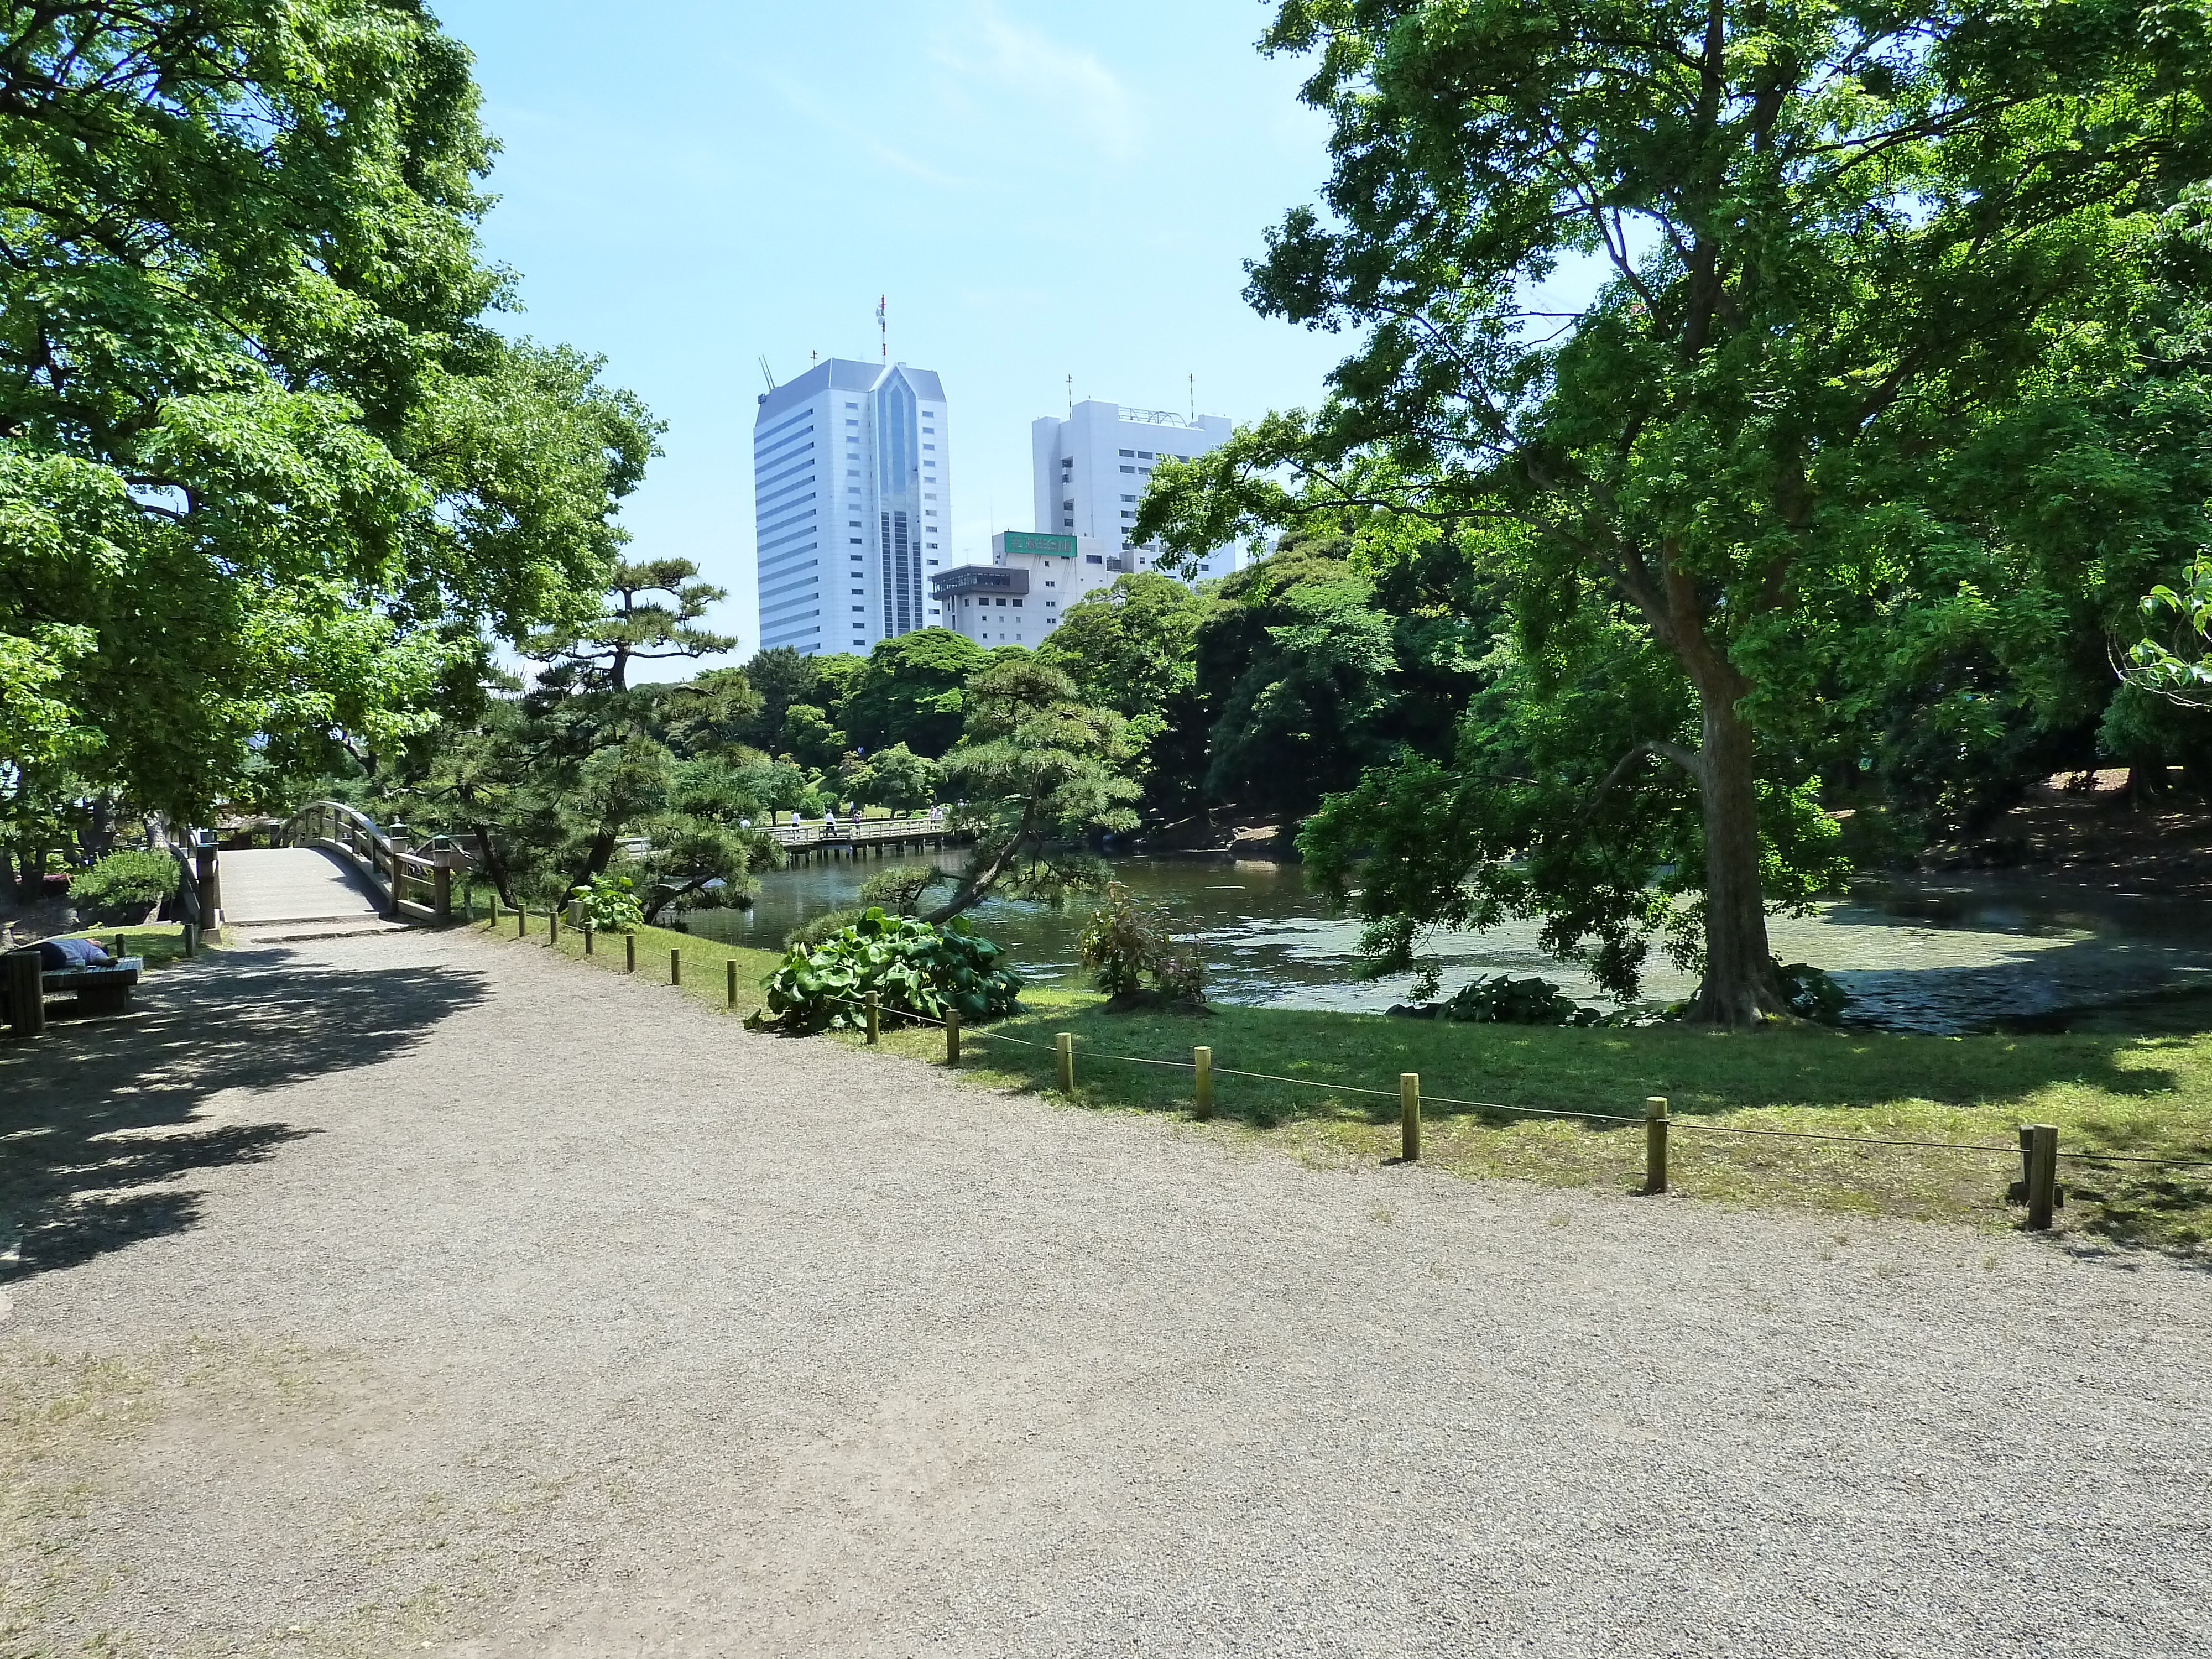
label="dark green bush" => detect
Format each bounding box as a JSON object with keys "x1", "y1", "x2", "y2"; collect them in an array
[
  {"x1": 752, "y1": 908, "x2": 1023, "y2": 1032},
  {"x1": 68, "y1": 849, "x2": 179, "y2": 918}
]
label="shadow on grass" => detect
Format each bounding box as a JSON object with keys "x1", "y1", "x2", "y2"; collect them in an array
[{"x1": 0, "y1": 942, "x2": 488, "y2": 1284}]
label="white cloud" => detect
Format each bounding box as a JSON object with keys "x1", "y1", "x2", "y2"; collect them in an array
[{"x1": 930, "y1": 4, "x2": 1138, "y2": 161}]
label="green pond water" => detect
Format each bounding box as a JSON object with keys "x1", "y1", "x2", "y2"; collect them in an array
[{"x1": 677, "y1": 851, "x2": 2212, "y2": 1034}]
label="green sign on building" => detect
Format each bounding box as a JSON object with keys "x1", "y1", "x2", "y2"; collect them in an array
[{"x1": 999, "y1": 531, "x2": 1077, "y2": 559}]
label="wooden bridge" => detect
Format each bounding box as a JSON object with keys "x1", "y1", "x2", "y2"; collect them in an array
[
  {"x1": 766, "y1": 816, "x2": 961, "y2": 863},
  {"x1": 194, "y1": 804, "x2": 956, "y2": 937}
]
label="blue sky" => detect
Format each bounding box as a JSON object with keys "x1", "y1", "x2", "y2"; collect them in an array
[{"x1": 433, "y1": 0, "x2": 1363, "y2": 659}]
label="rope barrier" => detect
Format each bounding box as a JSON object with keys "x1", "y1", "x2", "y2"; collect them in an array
[{"x1": 712, "y1": 989, "x2": 2212, "y2": 1181}]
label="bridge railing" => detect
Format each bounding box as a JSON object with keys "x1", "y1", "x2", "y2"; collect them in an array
[
  {"x1": 281, "y1": 800, "x2": 462, "y2": 923},
  {"x1": 765, "y1": 815, "x2": 953, "y2": 849}
]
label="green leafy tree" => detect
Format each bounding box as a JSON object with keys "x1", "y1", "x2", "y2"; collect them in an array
[
  {"x1": 778, "y1": 705, "x2": 848, "y2": 772},
  {"x1": 845, "y1": 743, "x2": 941, "y2": 816},
  {"x1": 0, "y1": 4, "x2": 649, "y2": 844},
  {"x1": 913, "y1": 658, "x2": 1142, "y2": 923},
  {"x1": 1146, "y1": 0, "x2": 2212, "y2": 1024},
  {"x1": 1039, "y1": 572, "x2": 1213, "y2": 818},
  {"x1": 2130, "y1": 556, "x2": 2212, "y2": 709},
  {"x1": 841, "y1": 629, "x2": 988, "y2": 758}
]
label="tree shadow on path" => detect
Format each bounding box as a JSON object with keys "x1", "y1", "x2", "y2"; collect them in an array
[{"x1": 0, "y1": 943, "x2": 488, "y2": 1285}]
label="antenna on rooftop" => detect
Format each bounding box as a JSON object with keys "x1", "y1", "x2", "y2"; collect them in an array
[
  {"x1": 1066, "y1": 373, "x2": 1072, "y2": 415},
  {"x1": 877, "y1": 295, "x2": 887, "y2": 359},
  {"x1": 1189, "y1": 372, "x2": 1195, "y2": 422},
  {"x1": 757, "y1": 355, "x2": 776, "y2": 392}
]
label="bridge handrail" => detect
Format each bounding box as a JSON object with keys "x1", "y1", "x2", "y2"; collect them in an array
[
  {"x1": 281, "y1": 800, "x2": 458, "y2": 921},
  {"x1": 766, "y1": 815, "x2": 952, "y2": 847}
]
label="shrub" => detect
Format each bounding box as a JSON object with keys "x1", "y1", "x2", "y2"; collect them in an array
[
  {"x1": 1077, "y1": 881, "x2": 1207, "y2": 1007},
  {"x1": 570, "y1": 872, "x2": 644, "y2": 933},
  {"x1": 69, "y1": 849, "x2": 179, "y2": 919},
  {"x1": 784, "y1": 906, "x2": 864, "y2": 949},
  {"x1": 753, "y1": 908, "x2": 1023, "y2": 1032},
  {"x1": 1392, "y1": 974, "x2": 1603, "y2": 1026}
]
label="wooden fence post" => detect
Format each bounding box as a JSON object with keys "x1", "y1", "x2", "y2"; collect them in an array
[
  {"x1": 1400, "y1": 1073, "x2": 1421, "y2": 1161},
  {"x1": 516, "y1": 905, "x2": 525, "y2": 938},
  {"x1": 670, "y1": 947, "x2": 681, "y2": 987},
  {"x1": 5, "y1": 950, "x2": 44, "y2": 1039},
  {"x1": 625, "y1": 934, "x2": 635, "y2": 974},
  {"x1": 1056, "y1": 1031, "x2": 1074, "y2": 1093},
  {"x1": 549, "y1": 908, "x2": 559, "y2": 946},
  {"x1": 1645, "y1": 1096, "x2": 1671, "y2": 1195},
  {"x1": 2026, "y1": 1123, "x2": 2059, "y2": 1230},
  {"x1": 434, "y1": 865, "x2": 451, "y2": 921},
  {"x1": 865, "y1": 991, "x2": 880, "y2": 1044},
  {"x1": 1194, "y1": 1046, "x2": 1213, "y2": 1120},
  {"x1": 945, "y1": 1008, "x2": 961, "y2": 1065},
  {"x1": 183, "y1": 921, "x2": 197, "y2": 958},
  {"x1": 488, "y1": 891, "x2": 499, "y2": 925},
  {"x1": 584, "y1": 925, "x2": 594, "y2": 956}
]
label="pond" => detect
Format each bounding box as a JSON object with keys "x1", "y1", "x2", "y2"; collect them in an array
[{"x1": 678, "y1": 849, "x2": 2212, "y2": 1035}]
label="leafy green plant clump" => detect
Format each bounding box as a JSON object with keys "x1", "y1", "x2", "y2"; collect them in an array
[
  {"x1": 67, "y1": 849, "x2": 179, "y2": 920},
  {"x1": 753, "y1": 909, "x2": 1023, "y2": 1033},
  {"x1": 1077, "y1": 881, "x2": 1206, "y2": 1009},
  {"x1": 1394, "y1": 974, "x2": 1602, "y2": 1027},
  {"x1": 570, "y1": 873, "x2": 644, "y2": 933}
]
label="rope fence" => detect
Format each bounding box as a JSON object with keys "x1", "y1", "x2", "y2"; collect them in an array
[{"x1": 486, "y1": 913, "x2": 2212, "y2": 1230}]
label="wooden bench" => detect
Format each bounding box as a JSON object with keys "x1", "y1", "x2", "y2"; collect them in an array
[{"x1": 36, "y1": 956, "x2": 142, "y2": 1015}]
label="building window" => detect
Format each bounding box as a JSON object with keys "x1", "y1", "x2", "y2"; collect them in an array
[
  {"x1": 1086, "y1": 554, "x2": 1103, "y2": 564},
  {"x1": 1120, "y1": 494, "x2": 1136, "y2": 502},
  {"x1": 1138, "y1": 450, "x2": 1154, "y2": 459},
  {"x1": 1063, "y1": 499, "x2": 1075, "y2": 509},
  {"x1": 1063, "y1": 518, "x2": 1073, "y2": 528},
  {"x1": 1119, "y1": 448, "x2": 1134, "y2": 457},
  {"x1": 852, "y1": 605, "x2": 865, "y2": 612},
  {"x1": 846, "y1": 419, "x2": 859, "y2": 427},
  {"x1": 922, "y1": 444, "x2": 935, "y2": 451},
  {"x1": 1013, "y1": 599, "x2": 1022, "y2": 608},
  {"x1": 849, "y1": 537, "x2": 862, "y2": 544}
]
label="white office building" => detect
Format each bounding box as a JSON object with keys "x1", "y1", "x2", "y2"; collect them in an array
[
  {"x1": 1030, "y1": 400, "x2": 1246, "y2": 581},
  {"x1": 754, "y1": 358, "x2": 950, "y2": 655},
  {"x1": 931, "y1": 530, "x2": 1130, "y2": 649}
]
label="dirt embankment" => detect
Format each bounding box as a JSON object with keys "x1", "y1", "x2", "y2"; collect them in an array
[{"x1": 1917, "y1": 769, "x2": 2212, "y2": 899}]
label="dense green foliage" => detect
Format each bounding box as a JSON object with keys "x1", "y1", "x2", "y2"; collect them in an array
[
  {"x1": 568, "y1": 872, "x2": 644, "y2": 934},
  {"x1": 0, "y1": 2, "x2": 658, "y2": 894},
  {"x1": 66, "y1": 848, "x2": 178, "y2": 919},
  {"x1": 753, "y1": 909, "x2": 1023, "y2": 1033},
  {"x1": 1076, "y1": 881, "x2": 1206, "y2": 1005},
  {"x1": 1137, "y1": 0, "x2": 2212, "y2": 1022}
]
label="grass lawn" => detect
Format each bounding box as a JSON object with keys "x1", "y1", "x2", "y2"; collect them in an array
[
  {"x1": 496, "y1": 908, "x2": 2212, "y2": 1253},
  {"x1": 46, "y1": 921, "x2": 198, "y2": 971},
  {"x1": 472, "y1": 910, "x2": 786, "y2": 1021}
]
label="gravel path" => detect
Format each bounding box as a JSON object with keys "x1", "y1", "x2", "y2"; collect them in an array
[{"x1": 3, "y1": 926, "x2": 2209, "y2": 1657}]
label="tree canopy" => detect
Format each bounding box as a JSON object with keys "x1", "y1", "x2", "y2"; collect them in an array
[
  {"x1": 1144, "y1": 0, "x2": 2212, "y2": 1023},
  {"x1": 0, "y1": 1, "x2": 656, "y2": 858}
]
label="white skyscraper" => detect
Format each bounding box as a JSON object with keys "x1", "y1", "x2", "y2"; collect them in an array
[
  {"x1": 754, "y1": 358, "x2": 950, "y2": 656},
  {"x1": 1030, "y1": 400, "x2": 1245, "y2": 582}
]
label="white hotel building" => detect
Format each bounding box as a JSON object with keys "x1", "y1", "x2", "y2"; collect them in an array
[
  {"x1": 1030, "y1": 400, "x2": 1246, "y2": 582},
  {"x1": 753, "y1": 359, "x2": 949, "y2": 655}
]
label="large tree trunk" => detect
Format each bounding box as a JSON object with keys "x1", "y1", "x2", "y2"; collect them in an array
[
  {"x1": 1689, "y1": 688, "x2": 1791, "y2": 1027},
  {"x1": 562, "y1": 827, "x2": 620, "y2": 911},
  {"x1": 468, "y1": 822, "x2": 517, "y2": 909}
]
